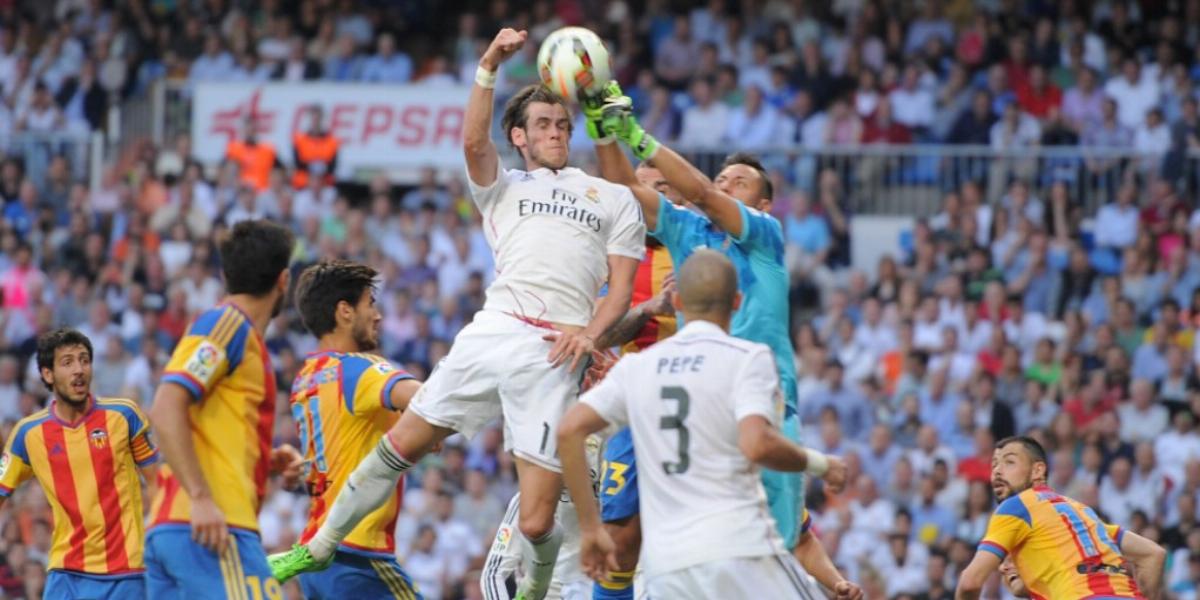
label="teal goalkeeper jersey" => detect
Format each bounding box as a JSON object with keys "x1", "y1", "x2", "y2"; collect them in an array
[{"x1": 650, "y1": 194, "x2": 798, "y2": 414}]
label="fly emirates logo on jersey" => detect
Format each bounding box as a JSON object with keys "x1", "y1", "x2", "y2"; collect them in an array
[{"x1": 517, "y1": 187, "x2": 603, "y2": 232}]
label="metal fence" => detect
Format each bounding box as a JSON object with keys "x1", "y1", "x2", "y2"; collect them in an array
[
  {"x1": 2, "y1": 131, "x2": 98, "y2": 190},
  {"x1": 675, "y1": 144, "x2": 1195, "y2": 216},
  {"x1": 123, "y1": 82, "x2": 1196, "y2": 216}
]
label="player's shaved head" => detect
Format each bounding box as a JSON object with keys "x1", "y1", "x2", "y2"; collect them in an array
[{"x1": 676, "y1": 249, "x2": 739, "y2": 321}]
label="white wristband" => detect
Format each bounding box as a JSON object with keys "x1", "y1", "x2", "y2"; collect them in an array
[
  {"x1": 804, "y1": 451, "x2": 829, "y2": 477},
  {"x1": 475, "y1": 66, "x2": 497, "y2": 89}
]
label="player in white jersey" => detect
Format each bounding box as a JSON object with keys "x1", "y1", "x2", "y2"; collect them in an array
[
  {"x1": 558, "y1": 250, "x2": 862, "y2": 599},
  {"x1": 269, "y1": 28, "x2": 645, "y2": 600},
  {"x1": 482, "y1": 436, "x2": 604, "y2": 600}
]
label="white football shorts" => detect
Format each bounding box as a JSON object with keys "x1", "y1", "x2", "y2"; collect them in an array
[{"x1": 409, "y1": 310, "x2": 587, "y2": 472}]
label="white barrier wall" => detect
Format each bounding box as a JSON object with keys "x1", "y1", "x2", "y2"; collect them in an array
[{"x1": 192, "y1": 83, "x2": 472, "y2": 176}]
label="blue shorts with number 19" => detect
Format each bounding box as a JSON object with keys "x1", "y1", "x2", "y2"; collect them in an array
[
  {"x1": 144, "y1": 525, "x2": 281, "y2": 600},
  {"x1": 299, "y1": 550, "x2": 422, "y2": 599},
  {"x1": 600, "y1": 427, "x2": 639, "y2": 522}
]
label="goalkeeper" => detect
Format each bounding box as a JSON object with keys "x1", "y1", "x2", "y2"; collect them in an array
[{"x1": 583, "y1": 83, "x2": 861, "y2": 600}]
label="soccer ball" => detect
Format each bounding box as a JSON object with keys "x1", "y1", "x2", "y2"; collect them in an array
[{"x1": 537, "y1": 27, "x2": 613, "y2": 102}]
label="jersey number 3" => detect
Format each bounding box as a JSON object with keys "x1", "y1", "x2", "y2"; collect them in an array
[{"x1": 660, "y1": 386, "x2": 690, "y2": 475}]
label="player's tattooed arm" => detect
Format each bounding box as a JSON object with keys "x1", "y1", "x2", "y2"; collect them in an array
[
  {"x1": 593, "y1": 139, "x2": 662, "y2": 230},
  {"x1": 558, "y1": 403, "x2": 619, "y2": 581},
  {"x1": 465, "y1": 28, "x2": 527, "y2": 187},
  {"x1": 593, "y1": 275, "x2": 676, "y2": 348}
]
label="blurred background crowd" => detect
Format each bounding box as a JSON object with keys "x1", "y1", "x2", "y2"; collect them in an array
[{"x1": 3, "y1": 0, "x2": 1200, "y2": 599}]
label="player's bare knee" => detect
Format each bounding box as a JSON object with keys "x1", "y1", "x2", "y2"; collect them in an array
[{"x1": 518, "y1": 510, "x2": 556, "y2": 541}]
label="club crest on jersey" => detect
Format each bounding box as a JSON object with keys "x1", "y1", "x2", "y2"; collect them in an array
[
  {"x1": 90, "y1": 428, "x2": 109, "y2": 449},
  {"x1": 585, "y1": 187, "x2": 599, "y2": 203},
  {"x1": 185, "y1": 340, "x2": 225, "y2": 383}
]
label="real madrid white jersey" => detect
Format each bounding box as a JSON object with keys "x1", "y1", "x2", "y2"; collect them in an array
[
  {"x1": 579, "y1": 320, "x2": 791, "y2": 576},
  {"x1": 468, "y1": 165, "x2": 645, "y2": 327}
]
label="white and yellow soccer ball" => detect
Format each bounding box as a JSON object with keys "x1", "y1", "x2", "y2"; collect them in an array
[{"x1": 537, "y1": 26, "x2": 613, "y2": 102}]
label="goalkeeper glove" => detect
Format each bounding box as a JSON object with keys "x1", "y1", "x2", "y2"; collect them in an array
[
  {"x1": 599, "y1": 92, "x2": 660, "y2": 161},
  {"x1": 581, "y1": 81, "x2": 624, "y2": 144}
]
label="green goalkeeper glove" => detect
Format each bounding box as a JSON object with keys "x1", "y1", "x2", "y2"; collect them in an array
[
  {"x1": 598, "y1": 91, "x2": 660, "y2": 161},
  {"x1": 581, "y1": 81, "x2": 623, "y2": 143}
]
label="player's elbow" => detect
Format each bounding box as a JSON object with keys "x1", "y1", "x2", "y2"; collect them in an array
[
  {"x1": 957, "y1": 568, "x2": 987, "y2": 594},
  {"x1": 737, "y1": 423, "x2": 772, "y2": 464}
]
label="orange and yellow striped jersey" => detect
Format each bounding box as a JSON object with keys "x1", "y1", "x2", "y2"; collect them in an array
[
  {"x1": 0, "y1": 396, "x2": 158, "y2": 575},
  {"x1": 621, "y1": 243, "x2": 677, "y2": 354},
  {"x1": 291, "y1": 351, "x2": 414, "y2": 556},
  {"x1": 151, "y1": 303, "x2": 276, "y2": 532},
  {"x1": 980, "y1": 485, "x2": 1144, "y2": 600}
]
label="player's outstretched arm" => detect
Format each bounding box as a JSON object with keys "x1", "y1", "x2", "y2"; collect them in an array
[
  {"x1": 793, "y1": 531, "x2": 862, "y2": 599},
  {"x1": 737, "y1": 415, "x2": 848, "y2": 493},
  {"x1": 148, "y1": 383, "x2": 229, "y2": 552},
  {"x1": 464, "y1": 28, "x2": 527, "y2": 188},
  {"x1": 955, "y1": 550, "x2": 1002, "y2": 600},
  {"x1": 1120, "y1": 529, "x2": 1167, "y2": 599},
  {"x1": 557, "y1": 403, "x2": 618, "y2": 580},
  {"x1": 600, "y1": 96, "x2": 746, "y2": 237},
  {"x1": 584, "y1": 92, "x2": 663, "y2": 230}
]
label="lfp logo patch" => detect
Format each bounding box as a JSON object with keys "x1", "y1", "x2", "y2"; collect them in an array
[{"x1": 185, "y1": 340, "x2": 225, "y2": 383}]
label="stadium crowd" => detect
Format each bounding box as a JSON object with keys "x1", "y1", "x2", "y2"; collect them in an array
[{"x1": 3, "y1": 0, "x2": 1200, "y2": 598}]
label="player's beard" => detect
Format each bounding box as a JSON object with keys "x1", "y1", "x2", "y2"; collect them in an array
[
  {"x1": 527, "y1": 141, "x2": 568, "y2": 171},
  {"x1": 991, "y1": 474, "x2": 1030, "y2": 501},
  {"x1": 351, "y1": 318, "x2": 379, "y2": 352},
  {"x1": 54, "y1": 374, "x2": 91, "y2": 408}
]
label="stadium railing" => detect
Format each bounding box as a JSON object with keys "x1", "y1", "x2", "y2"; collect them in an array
[
  {"x1": 3, "y1": 131, "x2": 100, "y2": 190},
  {"x1": 125, "y1": 82, "x2": 1195, "y2": 215}
]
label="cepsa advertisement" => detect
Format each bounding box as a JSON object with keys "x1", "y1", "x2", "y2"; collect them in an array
[{"x1": 191, "y1": 83, "x2": 469, "y2": 175}]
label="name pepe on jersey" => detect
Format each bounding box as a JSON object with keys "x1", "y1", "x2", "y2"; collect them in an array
[{"x1": 517, "y1": 187, "x2": 605, "y2": 232}]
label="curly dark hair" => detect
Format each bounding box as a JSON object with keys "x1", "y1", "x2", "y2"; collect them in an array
[
  {"x1": 36, "y1": 328, "x2": 93, "y2": 391},
  {"x1": 293, "y1": 260, "x2": 379, "y2": 338}
]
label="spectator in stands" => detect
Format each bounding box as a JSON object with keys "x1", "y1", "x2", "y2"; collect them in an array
[
  {"x1": 1105, "y1": 56, "x2": 1162, "y2": 130},
  {"x1": 723, "y1": 84, "x2": 787, "y2": 149},
  {"x1": 677, "y1": 77, "x2": 728, "y2": 148},
  {"x1": 188, "y1": 32, "x2": 235, "y2": 85},
  {"x1": 360, "y1": 32, "x2": 412, "y2": 83},
  {"x1": 274, "y1": 37, "x2": 322, "y2": 81},
  {"x1": 654, "y1": 15, "x2": 695, "y2": 90},
  {"x1": 889, "y1": 63, "x2": 935, "y2": 133}
]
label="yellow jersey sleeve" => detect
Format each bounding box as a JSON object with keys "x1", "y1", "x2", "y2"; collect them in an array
[
  {"x1": 341, "y1": 354, "x2": 414, "y2": 416},
  {"x1": 980, "y1": 495, "x2": 1033, "y2": 560},
  {"x1": 0, "y1": 417, "x2": 38, "y2": 497},
  {"x1": 162, "y1": 307, "x2": 249, "y2": 401}
]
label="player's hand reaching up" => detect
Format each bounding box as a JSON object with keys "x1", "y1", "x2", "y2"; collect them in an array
[
  {"x1": 834, "y1": 580, "x2": 864, "y2": 600},
  {"x1": 269, "y1": 444, "x2": 306, "y2": 490},
  {"x1": 481, "y1": 28, "x2": 527, "y2": 71},
  {"x1": 821, "y1": 455, "x2": 849, "y2": 494},
  {"x1": 544, "y1": 330, "x2": 597, "y2": 372},
  {"x1": 645, "y1": 274, "x2": 677, "y2": 316},
  {"x1": 579, "y1": 527, "x2": 619, "y2": 581},
  {"x1": 190, "y1": 495, "x2": 230, "y2": 553}
]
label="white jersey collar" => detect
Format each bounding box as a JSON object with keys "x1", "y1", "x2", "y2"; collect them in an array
[{"x1": 678, "y1": 320, "x2": 727, "y2": 337}]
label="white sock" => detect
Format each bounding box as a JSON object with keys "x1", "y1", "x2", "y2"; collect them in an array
[
  {"x1": 307, "y1": 439, "x2": 412, "y2": 561},
  {"x1": 519, "y1": 524, "x2": 563, "y2": 599}
]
